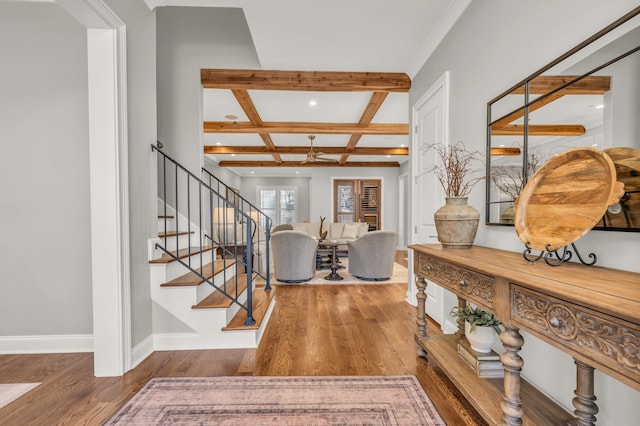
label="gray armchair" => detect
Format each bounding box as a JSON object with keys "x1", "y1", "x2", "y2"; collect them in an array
[
  {"x1": 348, "y1": 230, "x2": 399, "y2": 281},
  {"x1": 271, "y1": 230, "x2": 318, "y2": 283}
]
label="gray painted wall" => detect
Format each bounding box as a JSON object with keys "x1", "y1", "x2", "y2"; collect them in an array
[
  {"x1": 410, "y1": 1, "x2": 640, "y2": 423},
  {"x1": 156, "y1": 7, "x2": 260, "y2": 172},
  {"x1": 0, "y1": 3, "x2": 93, "y2": 335},
  {"x1": 105, "y1": 0, "x2": 158, "y2": 348}
]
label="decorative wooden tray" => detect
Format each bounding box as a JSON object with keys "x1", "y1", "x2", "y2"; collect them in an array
[{"x1": 514, "y1": 147, "x2": 623, "y2": 251}]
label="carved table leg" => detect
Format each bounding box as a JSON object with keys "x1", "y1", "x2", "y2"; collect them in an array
[
  {"x1": 456, "y1": 298, "x2": 467, "y2": 338},
  {"x1": 569, "y1": 359, "x2": 598, "y2": 426},
  {"x1": 415, "y1": 276, "x2": 428, "y2": 356},
  {"x1": 500, "y1": 326, "x2": 525, "y2": 426}
]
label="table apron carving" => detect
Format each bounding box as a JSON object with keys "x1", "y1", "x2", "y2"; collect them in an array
[
  {"x1": 512, "y1": 285, "x2": 640, "y2": 388},
  {"x1": 410, "y1": 244, "x2": 640, "y2": 426}
]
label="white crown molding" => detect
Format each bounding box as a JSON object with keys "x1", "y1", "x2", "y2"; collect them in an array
[{"x1": 55, "y1": 0, "x2": 124, "y2": 28}]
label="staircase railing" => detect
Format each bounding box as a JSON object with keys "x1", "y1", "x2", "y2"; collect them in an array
[
  {"x1": 152, "y1": 143, "x2": 271, "y2": 326},
  {"x1": 201, "y1": 168, "x2": 272, "y2": 285}
]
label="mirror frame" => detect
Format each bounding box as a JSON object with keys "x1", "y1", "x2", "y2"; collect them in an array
[{"x1": 485, "y1": 6, "x2": 640, "y2": 231}]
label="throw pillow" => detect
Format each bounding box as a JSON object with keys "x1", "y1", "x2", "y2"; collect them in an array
[
  {"x1": 342, "y1": 223, "x2": 360, "y2": 239},
  {"x1": 356, "y1": 222, "x2": 369, "y2": 237}
]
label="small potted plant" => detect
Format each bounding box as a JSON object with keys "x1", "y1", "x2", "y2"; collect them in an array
[
  {"x1": 450, "y1": 305, "x2": 502, "y2": 353},
  {"x1": 421, "y1": 141, "x2": 484, "y2": 248}
]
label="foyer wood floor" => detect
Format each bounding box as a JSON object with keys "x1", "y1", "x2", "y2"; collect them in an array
[{"x1": 0, "y1": 251, "x2": 486, "y2": 425}]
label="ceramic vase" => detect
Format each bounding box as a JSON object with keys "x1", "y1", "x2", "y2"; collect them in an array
[
  {"x1": 434, "y1": 197, "x2": 480, "y2": 248},
  {"x1": 464, "y1": 321, "x2": 498, "y2": 354}
]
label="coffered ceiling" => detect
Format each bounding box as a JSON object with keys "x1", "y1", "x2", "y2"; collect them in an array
[{"x1": 202, "y1": 69, "x2": 411, "y2": 173}]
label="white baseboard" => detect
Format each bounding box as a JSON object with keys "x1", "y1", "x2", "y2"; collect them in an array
[
  {"x1": 131, "y1": 334, "x2": 154, "y2": 369},
  {"x1": 0, "y1": 334, "x2": 93, "y2": 354}
]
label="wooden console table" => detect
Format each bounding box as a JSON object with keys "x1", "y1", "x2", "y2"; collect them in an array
[{"x1": 409, "y1": 244, "x2": 640, "y2": 426}]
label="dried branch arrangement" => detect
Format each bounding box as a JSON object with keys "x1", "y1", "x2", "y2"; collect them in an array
[
  {"x1": 421, "y1": 141, "x2": 484, "y2": 197},
  {"x1": 491, "y1": 152, "x2": 542, "y2": 200}
]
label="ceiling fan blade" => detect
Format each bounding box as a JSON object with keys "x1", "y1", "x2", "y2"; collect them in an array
[
  {"x1": 315, "y1": 156, "x2": 338, "y2": 162},
  {"x1": 301, "y1": 157, "x2": 310, "y2": 164}
]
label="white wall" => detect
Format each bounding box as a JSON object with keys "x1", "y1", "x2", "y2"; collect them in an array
[
  {"x1": 410, "y1": 1, "x2": 640, "y2": 423},
  {"x1": 0, "y1": 3, "x2": 93, "y2": 339}
]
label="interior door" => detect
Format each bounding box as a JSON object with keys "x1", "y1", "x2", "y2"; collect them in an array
[{"x1": 410, "y1": 72, "x2": 449, "y2": 328}]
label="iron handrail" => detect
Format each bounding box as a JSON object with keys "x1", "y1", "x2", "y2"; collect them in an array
[{"x1": 152, "y1": 143, "x2": 270, "y2": 326}]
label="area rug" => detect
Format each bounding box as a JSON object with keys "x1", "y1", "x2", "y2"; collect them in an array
[
  {"x1": 275, "y1": 260, "x2": 409, "y2": 285},
  {"x1": 106, "y1": 376, "x2": 444, "y2": 425},
  {"x1": 0, "y1": 383, "x2": 40, "y2": 410}
]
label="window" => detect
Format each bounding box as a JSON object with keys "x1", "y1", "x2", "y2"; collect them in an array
[{"x1": 257, "y1": 186, "x2": 296, "y2": 226}]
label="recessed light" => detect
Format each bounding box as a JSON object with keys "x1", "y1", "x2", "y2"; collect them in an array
[
  {"x1": 296, "y1": 171, "x2": 300, "y2": 174},
  {"x1": 386, "y1": 155, "x2": 391, "y2": 158},
  {"x1": 592, "y1": 143, "x2": 598, "y2": 147},
  {"x1": 309, "y1": 100, "x2": 317, "y2": 106},
  {"x1": 595, "y1": 104, "x2": 604, "y2": 109},
  {"x1": 216, "y1": 142, "x2": 221, "y2": 146},
  {"x1": 400, "y1": 144, "x2": 406, "y2": 147},
  {"x1": 224, "y1": 114, "x2": 238, "y2": 120},
  {"x1": 250, "y1": 170, "x2": 255, "y2": 174},
  {"x1": 231, "y1": 154, "x2": 236, "y2": 157}
]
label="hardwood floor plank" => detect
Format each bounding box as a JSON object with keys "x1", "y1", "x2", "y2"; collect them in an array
[{"x1": 0, "y1": 254, "x2": 485, "y2": 425}]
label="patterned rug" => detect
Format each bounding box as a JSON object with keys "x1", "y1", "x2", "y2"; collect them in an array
[
  {"x1": 106, "y1": 376, "x2": 444, "y2": 425},
  {"x1": 0, "y1": 383, "x2": 40, "y2": 410}
]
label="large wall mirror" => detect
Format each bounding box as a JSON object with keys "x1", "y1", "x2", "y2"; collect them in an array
[{"x1": 486, "y1": 6, "x2": 640, "y2": 231}]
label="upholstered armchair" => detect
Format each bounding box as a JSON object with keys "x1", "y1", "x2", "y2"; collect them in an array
[
  {"x1": 347, "y1": 230, "x2": 399, "y2": 280},
  {"x1": 270, "y1": 230, "x2": 318, "y2": 283}
]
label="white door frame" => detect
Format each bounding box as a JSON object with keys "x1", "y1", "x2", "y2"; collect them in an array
[
  {"x1": 57, "y1": 0, "x2": 131, "y2": 376},
  {"x1": 398, "y1": 173, "x2": 408, "y2": 248},
  {"x1": 406, "y1": 72, "x2": 449, "y2": 313}
]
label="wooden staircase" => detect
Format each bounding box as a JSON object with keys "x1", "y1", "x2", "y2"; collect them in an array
[{"x1": 149, "y1": 213, "x2": 276, "y2": 349}]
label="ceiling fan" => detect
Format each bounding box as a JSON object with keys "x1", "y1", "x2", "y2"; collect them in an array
[{"x1": 301, "y1": 135, "x2": 338, "y2": 164}]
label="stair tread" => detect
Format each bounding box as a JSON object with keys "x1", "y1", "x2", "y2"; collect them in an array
[
  {"x1": 160, "y1": 259, "x2": 236, "y2": 287},
  {"x1": 158, "y1": 230, "x2": 194, "y2": 237},
  {"x1": 149, "y1": 245, "x2": 215, "y2": 264},
  {"x1": 222, "y1": 282, "x2": 276, "y2": 331},
  {"x1": 192, "y1": 273, "x2": 252, "y2": 309}
]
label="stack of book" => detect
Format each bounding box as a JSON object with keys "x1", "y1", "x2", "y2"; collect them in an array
[{"x1": 457, "y1": 337, "x2": 504, "y2": 378}]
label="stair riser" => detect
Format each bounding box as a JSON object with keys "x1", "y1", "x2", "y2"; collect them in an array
[
  {"x1": 195, "y1": 264, "x2": 236, "y2": 303},
  {"x1": 149, "y1": 256, "x2": 213, "y2": 289},
  {"x1": 157, "y1": 217, "x2": 175, "y2": 233},
  {"x1": 166, "y1": 251, "x2": 213, "y2": 278},
  {"x1": 157, "y1": 234, "x2": 204, "y2": 253}
]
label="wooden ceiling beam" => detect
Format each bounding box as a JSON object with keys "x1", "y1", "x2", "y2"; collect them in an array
[
  {"x1": 231, "y1": 88, "x2": 282, "y2": 163},
  {"x1": 201, "y1": 69, "x2": 411, "y2": 92},
  {"x1": 204, "y1": 146, "x2": 409, "y2": 155},
  {"x1": 511, "y1": 75, "x2": 611, "y2": 95},
  {"x1": 340, "y1": 91, "x2": 389, "y2": 165},
  {"x1": 218, "y1": 161, "x2": 400, "y2": 168},
  {"x1": 204, "y1": 121, "x2": 408, "y2": 135},
  {"x1": 491, "y1": 90, "x2": 567, "y2": 130},
  {"x1": 491, "y1": 124, "x2": 586, "y2": 136}
]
